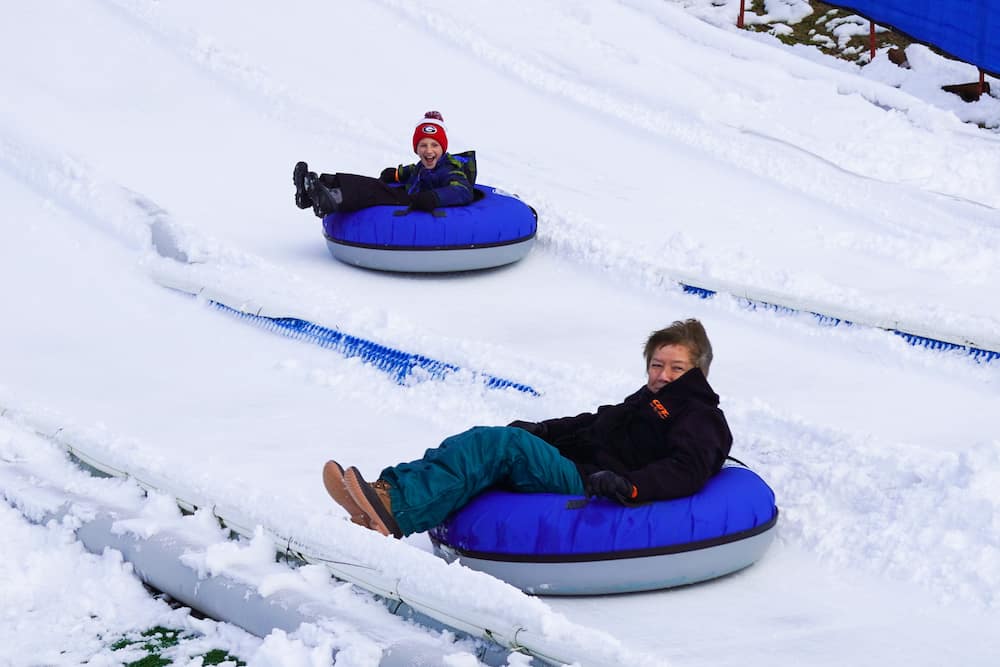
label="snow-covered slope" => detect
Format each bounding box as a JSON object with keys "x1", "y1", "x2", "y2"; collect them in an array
[{"x1": 2, "y1": 1, "x2": 999, "y2": 665}]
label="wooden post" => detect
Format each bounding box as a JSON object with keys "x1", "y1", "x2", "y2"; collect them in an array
[
  {"x1": 738, "y1": 0, "x2": 745, "y2": 29},
  {"x1": 980, "y1": 69, "x2": 986, "y2": 98},
  {"x1": 869, "y1": 21, "x2": 876, "y2": 61}
]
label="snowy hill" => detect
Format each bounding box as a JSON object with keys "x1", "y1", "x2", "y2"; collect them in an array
[{"x1": 2, "y1": 1, "x2": 999, "y2": 665}]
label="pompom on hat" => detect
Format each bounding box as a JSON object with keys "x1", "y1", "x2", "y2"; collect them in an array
[{"x1": 412, "y1": 111, "x2": 448, "y2": 153}]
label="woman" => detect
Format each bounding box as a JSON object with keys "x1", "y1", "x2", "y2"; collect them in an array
[{"x1": 323, "y1": 319, "x2": 733, "y2": 539}]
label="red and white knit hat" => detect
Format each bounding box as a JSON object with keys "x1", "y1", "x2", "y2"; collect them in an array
[{"x1": 412, "y1": 111, "x2": 448, "y2": 153}]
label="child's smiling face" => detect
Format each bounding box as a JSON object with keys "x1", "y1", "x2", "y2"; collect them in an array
[{"x1": 416, "y1": 138, "x2": 443, "y2": 169}]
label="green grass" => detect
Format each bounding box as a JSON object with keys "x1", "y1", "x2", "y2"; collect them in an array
[
  {"x1": 202, "y1": 649, "x2": 245, "y2": 666},
  {"x1": 110, "y1": 626, "x2": 246, "y2": 667},
  {"x1": 743, "y1": 0, "x2": 912, "y2": 63}
]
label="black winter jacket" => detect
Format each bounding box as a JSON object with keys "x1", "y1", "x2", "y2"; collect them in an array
[{"x1": 536, "y1": 368, "x2": 732, "y2": 502}]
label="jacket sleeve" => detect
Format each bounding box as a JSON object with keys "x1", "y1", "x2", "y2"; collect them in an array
[
  {"x1": 537, "y1": 389, "x2": 644, "y2": 447},
  {"x1": 397, "y1": 163, "x2": 416, "y2": 183},
  {"x1": 430, "y1": 160, "x2": 474, "y2": 207},
  {"x1": 627, "y1": 408, "x2": 732, "y2": 502},
  {"x1": 536, "y1": 410, "x2": 599, "y2": 443}
]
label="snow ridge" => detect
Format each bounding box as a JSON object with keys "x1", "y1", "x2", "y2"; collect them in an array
[
  {"x1": 182, "y1": 288, "x2": 541, "y2": 395},
  {"x1": 536, "y1": 201, "x2": 1000, "y2": 360},
  {"x1": 733, "y1": 399, "x2": 1000, "y2": 609},
  {"x1": 1, "y1": 404, "x2": 662, "y2": 667}
]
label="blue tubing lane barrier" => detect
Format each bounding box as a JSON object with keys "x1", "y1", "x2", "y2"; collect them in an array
[
  {"x1": 680, "y1": 284, "x2": 999, "y2": 364},
  {"x1": 210, "y1": 301, "x2": 540, "y2": 396}
]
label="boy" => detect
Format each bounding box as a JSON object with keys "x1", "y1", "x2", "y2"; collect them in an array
[
  {"x1": 324, "y1": 319, "x2": 733, "y2": 538},
  {"x1": 293, "y1": 111, "x2": 474, "y2": 217}
]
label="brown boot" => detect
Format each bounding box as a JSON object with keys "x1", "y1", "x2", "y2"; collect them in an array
[
  {"x1": 322, "y1": 460, "x2": 368, "y2": 528},
  {"x1": 344, "y1": 467, "x2": 403, "y2": 538}
]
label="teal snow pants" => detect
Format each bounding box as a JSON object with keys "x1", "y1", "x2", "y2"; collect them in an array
[{"x1": 380, "y1": 426, "x2": 586, "y2": 536}]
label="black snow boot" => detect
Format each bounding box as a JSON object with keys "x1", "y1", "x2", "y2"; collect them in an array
[
  {"x1": 308, "y1": 179, "x2": 343, "y2": 218},
  {"x1": 293, "y1": 161, "x2": 312, "y2": 209}
]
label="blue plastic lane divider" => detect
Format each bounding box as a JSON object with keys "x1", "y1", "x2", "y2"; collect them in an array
[
  {"x1": 209, "y1": 301, "x2": 540, "y2": 396},
  {"x1": 680, "y1": 284, "x2": 1000, "y2": 363}
]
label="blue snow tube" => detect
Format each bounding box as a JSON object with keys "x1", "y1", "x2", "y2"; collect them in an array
[
  {"x1": 429, "y1": 465, "x2": 779, "y2": 595},
  {"x1": 322, "y1": 185, "x2": 537, "y2": 272}
]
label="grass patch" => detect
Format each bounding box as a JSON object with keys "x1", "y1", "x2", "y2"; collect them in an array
[
  {"x1": 110, "y1": 626, "x2": 246, "y2": 667},
  {"x1": 110, "y1": 627, "x2": 182, "y2": 654},
  {"x1": 203, "y1": 648, "x2": 245, "y2": 666},
  {"x1": 743, "y1": 1, "x2": 912, "y2": 63}
]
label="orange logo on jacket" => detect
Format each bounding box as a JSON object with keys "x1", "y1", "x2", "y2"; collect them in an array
[{"x1": 650, "y1": 399, "x2": 669, "y2": 419}]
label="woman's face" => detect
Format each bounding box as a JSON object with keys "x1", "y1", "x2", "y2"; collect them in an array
[
  {"x1": 646, "y1": 344, "x2": 695, "y2": 392},
  {"x1": 416, "y1": 138, "x2": 443, "y2": 169}
]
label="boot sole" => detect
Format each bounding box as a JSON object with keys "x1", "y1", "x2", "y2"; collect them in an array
[
  {"x1": 344, "y1": 467, "x2": 403, "y2": 538},
  {"x1": 322, "y1": 461, "x2": 368, "y2": 527},
  {"x1": 293, "y1": 161, "x2": 312, "y2": 209},
  {"x1": 293, "y1": 161, "x2": 308, "y2": 188}
]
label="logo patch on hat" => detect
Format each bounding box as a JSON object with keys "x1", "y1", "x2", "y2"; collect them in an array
[{"x1": 421, "y1": 125, "x2": 438, "y2": 134}]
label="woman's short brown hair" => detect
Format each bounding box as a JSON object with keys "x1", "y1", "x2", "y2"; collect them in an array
[{"x1": 643, "y1": 319, "x2": 713, "y2": 376}]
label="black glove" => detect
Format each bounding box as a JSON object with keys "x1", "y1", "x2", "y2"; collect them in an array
[
  {"x1": 507, "y1": 420, "x2": 548, "y2": 439},
  {"x1": 410, "y1": 190, "x2": 439, "y2": 211},
  {"x1": 379, "y1": 167, "x2": 397, "y2": 183},
  {"x1": 585, "y1": 471, "x2": 636, "y2": 504}
]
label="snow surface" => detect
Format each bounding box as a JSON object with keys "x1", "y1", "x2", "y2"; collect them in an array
[{"x1": 2, "y1": 0, "x2": 1000, "y2": 665}]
